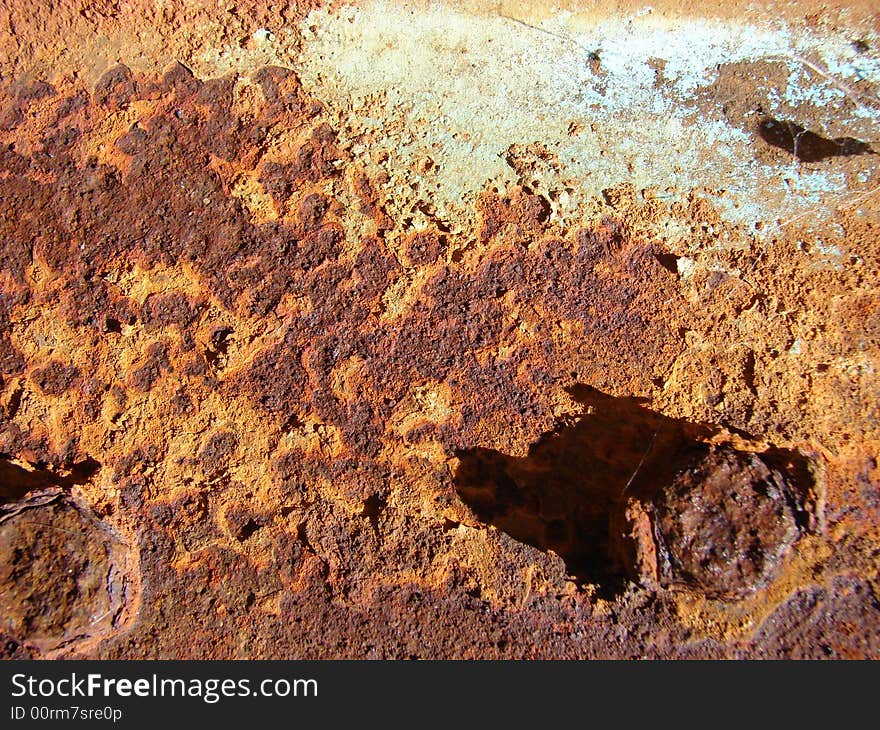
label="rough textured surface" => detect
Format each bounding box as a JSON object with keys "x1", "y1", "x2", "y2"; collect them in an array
[
  {"x1": 0, "y1": 0, "x2": 879, "y2": 659},
  {"x1": 651, "y1": 448, "x2": 804, "y2": 598},
  {"x1": 0, "y1": 486, "x2": 137, "y2": 657}
]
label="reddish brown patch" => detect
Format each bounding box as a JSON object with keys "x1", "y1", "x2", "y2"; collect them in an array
[
  {"x1": 31, "y1": 361, "x2": 82, "y2": 396},
  {"x1": 1, "y1": 54, "x2": 877, "y2": 660},
  {"x1": 403, "y1": 230, "x2": 445, "y2": 266},
  {"x1": 476, "y1": 186, "x2": 551, "y2": 244},
  {"x1": 352, "y1": 168, "x2": 393, "y2": 232}
]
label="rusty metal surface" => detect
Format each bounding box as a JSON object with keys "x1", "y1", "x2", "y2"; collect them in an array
[{"x1": 1, "y1": 0, "x2": 879, "y2": 658}]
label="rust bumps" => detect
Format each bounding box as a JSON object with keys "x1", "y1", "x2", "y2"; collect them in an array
[
  {"x1": 651, "y1": 447, "x2": 803, "y2": 598},
  {"x1": 0, "y1": 487, "x2": 136, "y2": 655}
]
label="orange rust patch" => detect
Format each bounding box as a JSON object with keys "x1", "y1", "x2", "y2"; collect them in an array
[{"x1": 0, "y1": 47, "x2": 878, "y2": 659}]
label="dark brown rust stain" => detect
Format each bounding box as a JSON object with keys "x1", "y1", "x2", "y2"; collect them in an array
[
  {"x1": 747, "y1": 575, "x2": 880, "y2": 658},
  {"x1": 30, "y1": 360, "x2": 82, "y2": 396},
  {"x1": 402, "y1": 230, "x2": 445, "y2": 266},
  {"x1": 199, "y1": 430, "x2": 238, "y2": 479}
]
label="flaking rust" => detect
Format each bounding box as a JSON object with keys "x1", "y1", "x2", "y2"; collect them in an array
[{"x1": 0, "y1": 0, "x2": 879, "y2": 658}]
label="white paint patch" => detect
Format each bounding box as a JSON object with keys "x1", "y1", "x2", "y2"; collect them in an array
[{"x1": 296, "y1": 1, "x2": 879, "y2": 232}]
